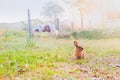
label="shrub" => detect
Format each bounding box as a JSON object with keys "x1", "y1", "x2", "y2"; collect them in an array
[
  {"x1": 79, "y1": 30, "x2": 104, "y2": 39},
  {"x1": 26, "y1": 35, "x2": 35, "y2": 48},
  {"x1": 70, "y1": 30, "x2": 104, "y2": 39},
  {"x1": 71, "y1": 31, "x2": 79, "y2": 39}
]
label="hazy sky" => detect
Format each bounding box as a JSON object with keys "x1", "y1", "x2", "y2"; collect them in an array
[
  {"x1": 0, "y1": 0, "x2": 76, "y2": 23},
  {"x1": 0, "y1": 0, "x2": 120, "y2": 23},
  {"x1": 0, "y1": 0, "x2": 49, "y2": 23}
]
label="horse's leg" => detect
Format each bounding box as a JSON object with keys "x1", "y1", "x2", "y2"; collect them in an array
[
  {"x1": 49, "y1": 32, "x2": 55, "y2": 38},
  {"x1": 48, "y1": 32, "x2": 52, "y2": 37},
  {"x1": 39, "y1": 32, "x2": 42, "y2": 38}
]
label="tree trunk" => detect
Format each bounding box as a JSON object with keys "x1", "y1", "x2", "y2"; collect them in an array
[
  {"x1": 71, "y1": 21, "x2": 74, "y2": 31},
  {"x1": 80, "y1": 10, "x2": 84, "y2": 30}
]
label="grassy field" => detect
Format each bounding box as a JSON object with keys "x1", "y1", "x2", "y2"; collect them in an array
[{"x1": 0, "y1": 31, "x2": 120, "y2": 80}]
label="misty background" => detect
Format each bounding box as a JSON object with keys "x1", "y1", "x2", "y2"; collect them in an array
[{"x1": 0, "y1": 0, "x2": 120, "y2": 33}]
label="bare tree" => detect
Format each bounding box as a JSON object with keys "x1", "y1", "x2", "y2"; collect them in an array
[
  {"x1": 41, "y1": 1, "x2": 64, "y2": 30},
  {"x1": 41, "y1": 1, "x2": 64, "y2": 22}
]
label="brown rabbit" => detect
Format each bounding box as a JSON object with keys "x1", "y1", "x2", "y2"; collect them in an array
[{"x1": 74, "y1": 41, "x2": 85, "y2": 59}]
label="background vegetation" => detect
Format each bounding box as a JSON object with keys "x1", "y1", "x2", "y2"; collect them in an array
[{"x1": 0, "y1": 26, "x2": 120, "y2": 80}]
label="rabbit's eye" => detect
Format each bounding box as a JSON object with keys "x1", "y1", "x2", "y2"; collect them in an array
[{"x1": 77, "y1": 46, "x2": 83, "y2": 50}]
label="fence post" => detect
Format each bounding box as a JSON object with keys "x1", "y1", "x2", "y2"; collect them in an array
[
  {"x1": 55, "y1": 18, "x2": 59, "y2": 31},
  {"x1": 71, "y1": 21, "x2": 74, "y2": 31},
  {"x1": 28, "y1": 9, "x2": 32, "y2": 39}
]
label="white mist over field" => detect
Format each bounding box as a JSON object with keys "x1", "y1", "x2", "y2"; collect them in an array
[{"x1": 0, "y1": 0, "x2": 120, "y2": 28}]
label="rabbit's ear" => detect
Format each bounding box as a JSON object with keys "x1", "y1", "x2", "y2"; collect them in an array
[{"x1": 74, "y1": 41, "x2": 78, "y2": 47}]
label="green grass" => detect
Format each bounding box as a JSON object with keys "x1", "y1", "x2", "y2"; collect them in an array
[{"x1": 0, "y1": 31, "x2": 120, "y2": 80}]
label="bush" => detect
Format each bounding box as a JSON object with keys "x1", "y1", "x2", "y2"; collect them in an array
[
  {"x1": 70, "y1": 30, "x2": 104, "y2": 39},
  {"x1": 71, "y1": 31, "x2": 79, "y2": 39},
  {"x1": 79, "y1": 30, "x2": 104, "y2": 39},
  {"x1": 26, "y1": 35, "x2": 35, "y2": 48}
]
